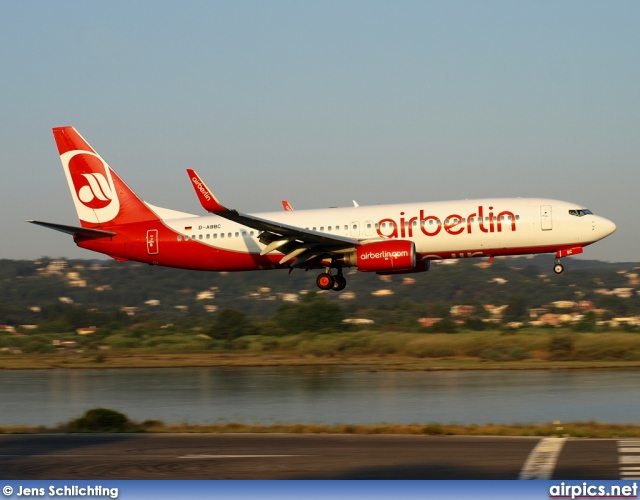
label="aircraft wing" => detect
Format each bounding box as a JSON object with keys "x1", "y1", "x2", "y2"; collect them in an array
[{"x1": 186, "y1": 169, "x2": 361, "y2": 266}]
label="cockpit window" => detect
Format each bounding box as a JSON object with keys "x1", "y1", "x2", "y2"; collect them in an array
[{"x1": 569, "y1": 209, "x2": 593, "y2": 217}]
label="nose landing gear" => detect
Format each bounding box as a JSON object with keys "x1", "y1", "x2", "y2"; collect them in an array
[
  {"x1": 315, "y1": 267, "x2": 347, "y2": 291},
  {"x1": 553, "y1": 259, "x2": 564, "y2": 275}
]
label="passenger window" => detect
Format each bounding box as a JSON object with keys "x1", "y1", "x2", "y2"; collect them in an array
[
  {"x1": 177, "y1": 236, "x2": 182, "y2": 241},
  {"x1": 199, "y1": 234, "x2": 203, "y2": 240},
  {"x1": 235, "y1": 232, "x2": 239, "y2": 237},
  {"x1": 220, "y1": 233, "x2": 224, "y2": 238},
  {"x1": 214, "y1": 234, "x2": 218, "y2": 239}
]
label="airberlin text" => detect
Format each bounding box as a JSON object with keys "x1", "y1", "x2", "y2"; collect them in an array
[
  {"x1": 377, "y1": 205, "x2": 516, "y2": 238},
  {"x1": 191, "y1": 176, "x2": 212, "y2": 202},
  {"x1": 360, "y1": 250, "x2": 409, "y2": 260}
]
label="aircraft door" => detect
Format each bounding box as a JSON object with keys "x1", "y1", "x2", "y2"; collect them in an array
[
  {"x1": 147, "y1": 229, "x2": 159, "y2": 255},
  {"x1": 364, "y1": 220, "x2": 374, "y2": 236},
  {"x1": 540, "y1": 205, "x2": 553, "y2": 231}
]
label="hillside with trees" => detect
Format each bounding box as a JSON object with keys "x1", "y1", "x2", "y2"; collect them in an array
[{"x1": 1, "y1": 256, "x2": 639, "y2": 361}]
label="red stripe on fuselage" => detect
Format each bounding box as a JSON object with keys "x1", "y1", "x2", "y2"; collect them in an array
[
  {"x1": 74, "y1": 222, "x2": 288, "y2": 271},
  {"x1": 75, "y1": 219, "x2": 596, "y2": 272},
  {"x1": 419, "y1": 241, "x2": 596, "y2": 261}
]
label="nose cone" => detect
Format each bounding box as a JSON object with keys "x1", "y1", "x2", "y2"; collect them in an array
[{"x1": 596, "y1": 216, "x2": 617, "y2": 240}]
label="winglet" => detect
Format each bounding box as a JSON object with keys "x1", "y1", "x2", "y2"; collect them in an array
[
  {"x1": 186, "y1": 169, "x2": 230, "y2": 213},
  {"x1": 282, "y1": 200, "x2": 294, "y2": 211}
]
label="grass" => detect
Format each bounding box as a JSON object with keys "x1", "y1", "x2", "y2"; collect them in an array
[
  {"x1": 4, "y1": 351, "x2": 640, "y2": 371},
  {"x1": 3, "y1": 329, "x2": 640, "y2": 370},
  {"x1": 4, "y1": 419, "x2": 640, "y2": 439}
]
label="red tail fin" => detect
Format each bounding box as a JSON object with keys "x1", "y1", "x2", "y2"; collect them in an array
[{"x1": 53, "y1": 127, "x2": 158, "y2": 228}]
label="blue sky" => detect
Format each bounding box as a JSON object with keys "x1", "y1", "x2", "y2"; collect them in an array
[{"x1": 1, "y1": 1, "x2": 638, "y2": 261}]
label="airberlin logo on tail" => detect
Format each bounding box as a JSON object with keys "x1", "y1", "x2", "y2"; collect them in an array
[
  {"x1": 76, "y1": 173, "x2": 114, "y2": 208},
  {"x1": 60, "y1": 150, "x2": 120, "y2": 224},
  {"x1": 191, "y1": 176, "x2": 212, "y2": 201}
]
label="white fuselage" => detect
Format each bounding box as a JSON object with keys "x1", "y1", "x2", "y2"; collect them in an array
[{"x1": 161, "y1": 197, "x2": 615, "y2": 261}]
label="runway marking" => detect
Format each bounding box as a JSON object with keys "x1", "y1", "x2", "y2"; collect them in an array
[
  {"x1": 519, "y1": 437, "x2": 566, "y2": 480},
  {"x1": 618, "y1": 439, "x2": 640, "y2": 479}
]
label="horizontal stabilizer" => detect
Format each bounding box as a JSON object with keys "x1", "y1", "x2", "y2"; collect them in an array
[{"x1": 26, "y1": 220, "x2": 116, "y2": 238}]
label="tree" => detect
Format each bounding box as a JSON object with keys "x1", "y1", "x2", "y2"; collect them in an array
[
  {"x1": 573, "y1": 311, "x2": 598, "y2": 332},
  {"x1": 208, "y1": 309, "x2": 255, "y2": 340},
  {"x1": 503, "y1": 295, "x2": 527, "y2": 322},
  {"x1": 272, "y1": 293, "x2": 345, "y2": 334}
]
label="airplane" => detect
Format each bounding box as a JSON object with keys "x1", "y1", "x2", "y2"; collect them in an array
[{"x1": 28, "y1": 126, "x2": 616, "y2": 291}]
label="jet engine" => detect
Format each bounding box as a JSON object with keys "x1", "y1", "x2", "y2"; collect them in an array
[{"x1": 342, "y1": 240, "x2": 418, "y2": 272}]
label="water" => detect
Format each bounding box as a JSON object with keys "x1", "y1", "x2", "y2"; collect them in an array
[{"x1": 1, "y1": 367, "x2": 639, "y2": 427}]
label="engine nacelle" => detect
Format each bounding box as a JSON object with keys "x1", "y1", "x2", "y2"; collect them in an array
[
  {"x1": 355, "y1": 240, "x2": 417, "y2": 272},
  {"x1": 376, "y1": 259, "x2": 430, "y2": 275}
]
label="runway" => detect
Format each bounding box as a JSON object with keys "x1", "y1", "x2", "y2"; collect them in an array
[{"x1": 0, "y1": 433, "x2": 635, "y2": 479}]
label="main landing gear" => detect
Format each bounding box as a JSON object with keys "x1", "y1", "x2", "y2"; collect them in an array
[
  {"x1": 553, "y1": 259, "x2": 564, "y2": 275},
  {"x1": 316, "y1": 267, "x2": 347, "y2": 291}
]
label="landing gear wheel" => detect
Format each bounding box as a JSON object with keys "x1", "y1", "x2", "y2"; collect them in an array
[
  {"x1": 553, "y1": 263, "x2": 564, "y2": 274},
  {"x1": 332, "y1": 275, "x2": 347, "y2": 291},
  {"x1": 316, "y1": 273, "x2": 335, "y2": 290}
]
